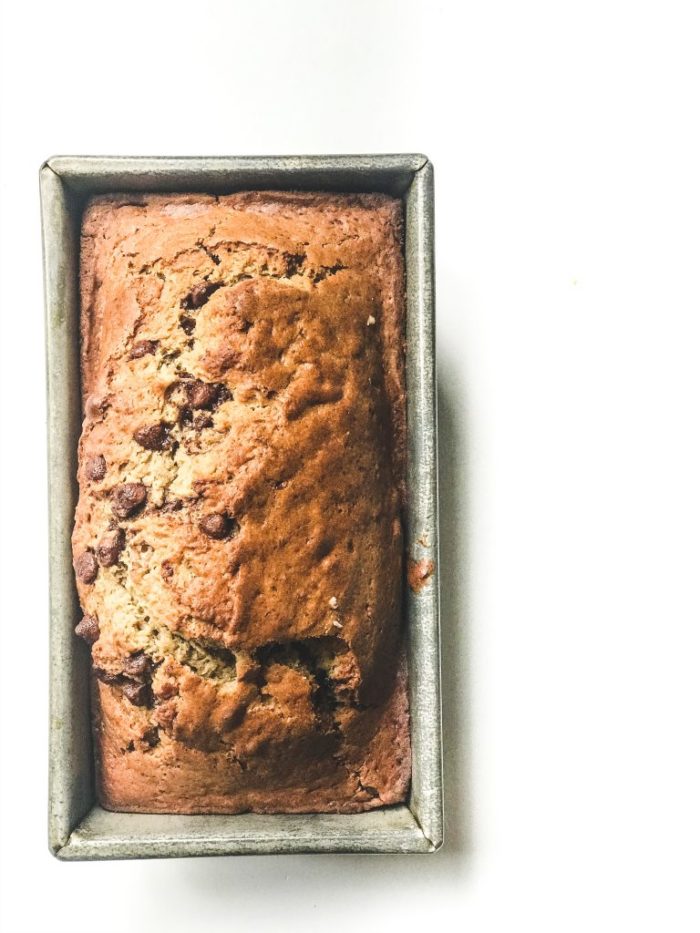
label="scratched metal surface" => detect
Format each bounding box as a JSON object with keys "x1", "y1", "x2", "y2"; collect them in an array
[{"x1": 41, "y1": 155, "x2": 441, "y2": 859}]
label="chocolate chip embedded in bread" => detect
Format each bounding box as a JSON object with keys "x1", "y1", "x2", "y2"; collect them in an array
[
  {"x1": 74, "y1": 551, "x2": 99, "y2": 584},
  {"x1": 190, "y1": 282, "x2": 216, "y2": 307},
  {"x1": 192, "y1": 412, "x2": 214, "y2": 431},
  {"x1": 133, "y1": 423, "x2": 169, "y2": 450},
  {"x1": 180, "y1": 406, "x2": 213, "y2": 430},
  {"x1": 284, "y1": 252, "x2": 306, "y2": 276},
  {"x1": 112, "y1": 483, "x2": 147, "y2": 519},
  {"x1": 122, "y1": 681, "x2": 153, "y2": 707},
  {"x1": 75, "y1": 614, "x2": 100, "y2": 644},
  {"x1": 181, "y1": 281, "x2": 220, "y2": 310},
  {"x1": 94, "y1": 664, "x2": 153, "y2": 706},
  {"x1": 186, "y1": 380, "x2": 219, "y2": 410},
  {"x1": 94, "y1": 667, "x2": 121, "y2": 686},
  {"x1": 96, "y1": 527, "x2": 126, "y2": 566},
  {"x1": 123, "y1": 651, "x2": 152, "y2": 678},
  {"x1": 85, "y1": 454, "x2": 107, "y2": 481},
  {"x1": 186, "y1": 380, "x2": 230, "y2": 410},
  {"x1": 179, "y1": 315, "x2": 196, "y2": 335},
  {"x1": 129, "y1": 339, "x2": 159, "y2": 359},
  {"x1": 199, "y1": 513, "x2": 234, "y2": 539},
  {"x1": 142, "y1": 727, "x2": 160, "y2": 747}
]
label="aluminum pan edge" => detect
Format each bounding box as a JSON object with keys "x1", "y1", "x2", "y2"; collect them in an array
[
  {"x1": 56, "y1": 805, "x2": 432, "y2": 860},
  {"x1": 405, "y1": 161, "x2": 443, "y2": 850},
  {"x1": 42, "y1": 154, "x2": 442, "y2": 859},
  {"x1": 41, "y1": 164, "x2": 93, "y2": 854},
  {"x1": 43, "y1": 154, "x2": 429, "y2": 197}
]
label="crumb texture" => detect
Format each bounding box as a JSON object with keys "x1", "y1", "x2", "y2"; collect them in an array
[{"x1": 73, "y1": 191, "x2": 410, "y2": 813}]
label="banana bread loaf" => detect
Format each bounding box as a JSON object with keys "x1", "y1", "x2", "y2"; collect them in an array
[{"x1": 73, "y1": 190, "x2": 410, "y2": 813}]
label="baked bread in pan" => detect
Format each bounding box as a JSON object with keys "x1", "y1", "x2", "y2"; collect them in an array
[{"x1": 73, "y1": 191, "x2": 410, "y2": 813}]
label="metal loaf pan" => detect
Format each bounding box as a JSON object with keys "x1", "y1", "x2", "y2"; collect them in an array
[{"x1": 41, "y1": 154, "x2": 441, "y2": 859}]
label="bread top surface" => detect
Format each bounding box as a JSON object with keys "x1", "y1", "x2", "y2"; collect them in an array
[{"x1": 73, "y1": 192, "x2": 408, "y2": 800}]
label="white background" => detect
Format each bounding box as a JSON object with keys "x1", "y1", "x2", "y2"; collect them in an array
[{"x1": 1, "y1": 0, "x2": 699, "y2": 929}]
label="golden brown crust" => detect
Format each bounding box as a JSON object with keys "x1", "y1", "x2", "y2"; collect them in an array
[{"x1": 74, "y1": 191, "x2": 410, "y2": 813}]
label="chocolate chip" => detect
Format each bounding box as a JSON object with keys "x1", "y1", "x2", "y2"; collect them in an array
[
  {"x1": 96, "y1": 527, "x2": 125, "y2": 566},
  {"x1": 161, "y1": 561, "x2": 174, "y2": 580},
  {"x1": 95, "y1": 663, "x2": 153, "y2": 707},
  {"x1": 94, "y1": 667, "x2": 121, "y2": 686},
  {"x1": 122, "y1": 681, "x2": 153, "y2": 707},
  {"x1": 192, "y1": 412, "x2": 214, "y2": 431},
  {"x1": 130, "y1": 339, "x2": 159, "y2": 359},
  {"x1": 112, "y1": 483, "x2": 147, "y2": 519},
  {"x1": 186, "y1": 380, "x2": 219, "y2": 409},
  {"x1": 74, "y1": 551, "x2": 98, "y2": 584},
  {"x1": 199, "y1": 513, "x2": 234, "y2": 539},
  {"x1": 143, "y1": 727, "x2": 160, "y2": 747},
  {"x1": 180, "y1": 406, "x2": 213, "y2": 430},
  {"x1": 160, "y1": 498, "x2": 183, "y2": 513},
  {"x1": 284, "y1": 252, "x2": 306, "y2": 276},
  {"x1": 75, "y1": 614, "x2": 100, "y2": 644},
  {"x1": 179, "y1": 315, "x2": 196, "y2": 335},
  {"x1": 85, "y1": 454, "x2": 106, "y2": 481},
  {"x1": 133, "y1": 423, "x2": 169, "y2": 450},
  {"x1": 181, "y1": 282, "x2": 221, "y2": 310},
  {"x1": 123, "y1": 651, "x2": 152, "y2": 678}
]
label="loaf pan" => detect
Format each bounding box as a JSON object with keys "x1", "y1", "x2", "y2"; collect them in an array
[{"x1": 41, "y1": 154, "x2": 441, "y2": 859}]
